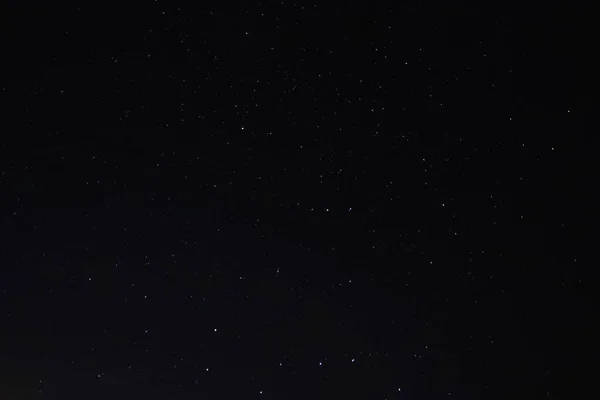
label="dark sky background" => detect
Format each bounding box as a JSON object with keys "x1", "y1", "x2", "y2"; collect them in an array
[{"x1": 0, "y1": 1, "x2": 595, "y2": 399}]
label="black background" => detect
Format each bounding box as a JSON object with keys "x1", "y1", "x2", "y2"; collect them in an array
[{"x1": 0, "y1": 1, "x2": 595, "y2": 399}]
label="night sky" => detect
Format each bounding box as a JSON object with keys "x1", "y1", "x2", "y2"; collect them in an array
[{"x1": 0, "y1": 2, "x2": 595, "y2": 399}]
